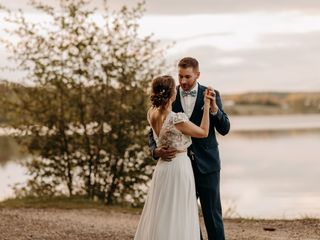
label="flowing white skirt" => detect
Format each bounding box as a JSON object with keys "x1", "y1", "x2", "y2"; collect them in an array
[{"x1": 134, "y1": 152, "x2": 200, "y2": 240}]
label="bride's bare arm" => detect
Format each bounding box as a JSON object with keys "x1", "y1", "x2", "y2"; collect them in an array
[{"x1": 175, "y1": 89, "x2": 213, "y2": 138}]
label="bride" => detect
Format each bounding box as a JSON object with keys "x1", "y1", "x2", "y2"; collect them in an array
[{"x1": 134, "y1": 75, "x2": 213, "y2": 240}]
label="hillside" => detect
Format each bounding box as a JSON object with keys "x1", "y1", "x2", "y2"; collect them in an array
[{"x1": 223, "y1": 91, "x2": 320, "y2": 115}]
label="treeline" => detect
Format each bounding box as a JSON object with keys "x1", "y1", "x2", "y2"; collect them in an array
[
  {"x1": 3, "y1": 86, "x2": 320, "y2": 124},
  {"x1": 223, "y1": 92, "x2": 320, "y2": 115}
]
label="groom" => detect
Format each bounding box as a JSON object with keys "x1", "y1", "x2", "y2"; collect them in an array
[{"x1": 148, "y1": 57, "x2": 230, "y2": 240}]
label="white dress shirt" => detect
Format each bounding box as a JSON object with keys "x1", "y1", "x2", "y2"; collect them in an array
[{"x1": 179, "y1": 83, "x2": 199, "y2": 118}]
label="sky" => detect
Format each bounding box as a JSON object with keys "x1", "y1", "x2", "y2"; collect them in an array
[{"x1": 1, "y1": 0, "x2": 320, "y2": 93}]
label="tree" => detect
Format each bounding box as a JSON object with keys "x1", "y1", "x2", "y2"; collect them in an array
[{"x1": 0, "y1": 0, "x2": 168, "y2": 205}]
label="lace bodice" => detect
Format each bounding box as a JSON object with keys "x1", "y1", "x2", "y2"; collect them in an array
[{"x1": 149, "y1": 111, "x2": 192, "y2": 152}]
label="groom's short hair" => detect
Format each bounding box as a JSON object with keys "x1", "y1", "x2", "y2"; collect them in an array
[{"x1": 178, "y1": 57, "x2": 199, "y2": 72}]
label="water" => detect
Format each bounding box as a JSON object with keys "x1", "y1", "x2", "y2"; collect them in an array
[
  {"x1": 1, "y1": 114, "x2": 320, "y2": 218},
  {"x1": 0, "y1": 162, "x2": 28, "y2": 200},
  {"x1": 219, "y1": 129, "x2": 320, "y2": 218}
]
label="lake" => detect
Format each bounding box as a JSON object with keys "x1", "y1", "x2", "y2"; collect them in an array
[{"x1": 1, "y1": 114, "x2": 320, "y2": 219}]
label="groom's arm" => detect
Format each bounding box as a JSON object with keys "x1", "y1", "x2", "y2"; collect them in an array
[
  {"x1": 148, "y1": 128, "x2": 159, "y2": 160},
  {"x1": 210, "y1": 90, "x2": 230, "y2": 136}
]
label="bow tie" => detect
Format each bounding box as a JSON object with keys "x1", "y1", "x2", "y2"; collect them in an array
[{"x1": 182, "y1": 90, "x2": 197, "y2": 97}]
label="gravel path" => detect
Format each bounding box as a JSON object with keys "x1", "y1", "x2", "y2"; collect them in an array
[{"x1": 0, "y1": 208, "x2": 319, "y2": 240}]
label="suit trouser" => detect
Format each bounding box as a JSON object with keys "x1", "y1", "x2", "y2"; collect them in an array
[{"x1": 191, "y1": 160, "x2": 225, "y2": 240}]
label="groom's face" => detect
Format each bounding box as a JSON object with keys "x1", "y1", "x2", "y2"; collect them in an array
[{"x1": 178, "y1": 67, "x2": 199, "y2": 91}]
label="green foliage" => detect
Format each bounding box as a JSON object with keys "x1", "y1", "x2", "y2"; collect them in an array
[
  {"x1": 0, "y1": 195, "x2": 141, "y2": 212},
  {"x1": 0, "y1": 0, "x2": 167, "y2": 205}
]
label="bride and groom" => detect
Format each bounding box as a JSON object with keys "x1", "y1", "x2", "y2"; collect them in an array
[{"x1": 134, "y1": 57, "x2": 230, "y2": 240}]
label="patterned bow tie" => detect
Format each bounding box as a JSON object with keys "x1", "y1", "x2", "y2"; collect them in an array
[{"x1": 182, "y1": 90, "x2": 197, "y2": 97}]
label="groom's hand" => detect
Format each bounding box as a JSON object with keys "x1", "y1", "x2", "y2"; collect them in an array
[{"x1": 154, "y1": 147, "x2": 177, "y2": 161}]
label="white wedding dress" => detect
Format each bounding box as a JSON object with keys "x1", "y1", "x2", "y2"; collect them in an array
[{"x1": 134, "y1": 111, "x2": 200, "y2": 240}]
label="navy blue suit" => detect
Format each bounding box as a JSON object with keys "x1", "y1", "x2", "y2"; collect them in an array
[{"x1": 148, "y1": 84, "x2": 230, "y2": 240}]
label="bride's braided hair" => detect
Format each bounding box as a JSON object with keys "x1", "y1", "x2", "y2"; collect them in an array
[{"x1": 150, "y1": 75, "x2": 175, "y2": 108}]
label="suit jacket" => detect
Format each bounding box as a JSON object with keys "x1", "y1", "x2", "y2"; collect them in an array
[{"x1": 148, "y1": 83, "x2": 230, "y2": 174}]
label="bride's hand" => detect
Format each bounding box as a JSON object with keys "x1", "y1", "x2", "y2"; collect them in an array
[{"x1": 204, "y1": 89, "x2": 214, "y2": 109}]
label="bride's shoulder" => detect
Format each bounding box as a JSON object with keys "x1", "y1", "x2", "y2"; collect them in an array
[{"x1": 171, "y1": 111, "x2": 188, "y2": 124}]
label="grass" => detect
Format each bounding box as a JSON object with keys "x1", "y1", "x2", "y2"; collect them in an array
[{"x1": 0, "y1": 196, "x2": 142, "y2": 214}]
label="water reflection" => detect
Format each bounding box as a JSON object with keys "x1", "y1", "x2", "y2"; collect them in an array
[
  {"x1": 0, "y1": 136, "x2": 20, "y2": 166},
  {"x1": 219, "y1": 129, "x2": 320, "y2": 218},
  {"x1": 0, "y1": 136, "x2": 29, "y2": 201},
  {"x1": 0, "y1": 162, "x2": 28, "y2": 201}
]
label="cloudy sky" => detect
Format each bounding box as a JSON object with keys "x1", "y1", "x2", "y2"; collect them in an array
[{"x1": 1, "y1": 0, "x2": 320, "y2": 93}]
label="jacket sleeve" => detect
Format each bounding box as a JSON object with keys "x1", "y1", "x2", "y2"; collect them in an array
[
  {"x1": 210, "y1": 90, "x2": 230, "y2": 136},
  {"x1": 148, "y1": 128, "x2": 159, "y2": 160}
]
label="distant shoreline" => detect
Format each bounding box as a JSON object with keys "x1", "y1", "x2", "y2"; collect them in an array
[{"x1": 2, "y1": 113, "x2": 320, "y2": 136}]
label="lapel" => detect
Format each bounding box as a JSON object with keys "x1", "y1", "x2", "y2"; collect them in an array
[{"x1": 189, "y1": 84, "x2": 205, "y2": 122}]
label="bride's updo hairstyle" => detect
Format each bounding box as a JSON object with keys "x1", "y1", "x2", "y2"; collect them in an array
[{"x1": 150, "y1": 75, "x2": 175, "y2": 108}]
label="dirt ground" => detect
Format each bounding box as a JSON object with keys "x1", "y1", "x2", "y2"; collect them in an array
[{"x1": 0, "y1": 208, "x2": 319, "y2": 240}]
